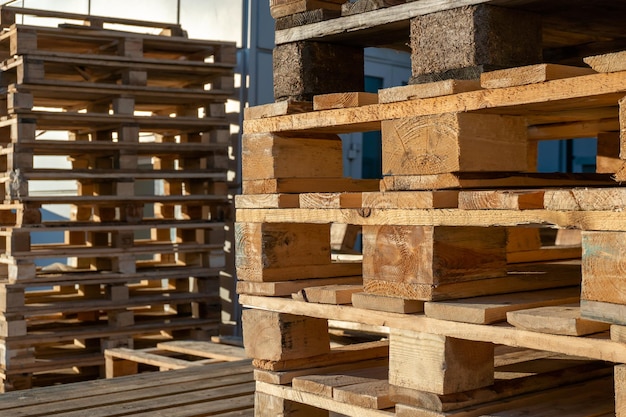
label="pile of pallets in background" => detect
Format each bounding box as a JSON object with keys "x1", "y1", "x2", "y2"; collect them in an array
[
  {"x1": 0, "y1": 6, "x2": 236, "y2": 391},
  {"x1": 238, "y1": 0, "x2": 626, "y2": 415}
]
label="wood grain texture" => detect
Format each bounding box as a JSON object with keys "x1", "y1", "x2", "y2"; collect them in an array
[
  {"x1": 382, "y1": 113, "x2": 527, "y2": 175},
  {"x1": 379, "y1": 79, "x2": 481, "y2": 103},
  {"x1": 507, "y1": 304, "x2": 610, "y2": 336},
  {"x1": 480, "y1": 63, "x2": 595, "y2": 89},
  {"x1": 235, "y1": 223, "x2": 331, "y2": 281},
  {"x1": 242, "y1": 133, "x2": 342, "y2": 181},
  {"x1": 581, "y1": 231, "x2": 626, "y2": 305},
  {"x1": 242, "y1": 309, "x2": 330, "y2": 362},
  {"x1": 425, "y1": 287, "x2": 581, "y2": 325},
  {"x1": 389, "y1": 329, "x2": 494, "y2": 395},
  {"x1": 313, "y1": 92, "x2": 378, "y2": 110},
  {"x1": 362, "y1": 225, "x2": 507, "y2": 287}
]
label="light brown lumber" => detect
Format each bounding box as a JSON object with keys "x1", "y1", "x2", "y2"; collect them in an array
[
  {"x1": 300, "y1": 284, "x2": 363, "y2": 304},
  {"x1": 458, "y1": 190, "x2": 544, "y2": 210},
  {"x1": 581, "y1": 231, "x2": 626, "y2": 305},
  {"x1": 352, "y1": 292, "x2": 424, "y2": 314},
  {"x1": 480, "y1": 64, "x2": 596, "y2": 89},
  {"x1": 242, "y1": 309, "x2": 330, "y2": 362},
  {"x1": 242, "y1": 178, "x2": 379, "y2": 194},
  {"x1": 253, "y1": 340, "x2": 388, "y2": 372},
  {"x1": 244, "y1": 100, "x2": 313, "y2": 120},
  {"x1": 235, "y1": 222, "x2": 331, "y2": 280},
  {"x1": 394, "y1": 376, "x2": 614, "y2": 417},
  {"x1": 389, "y1": 328, "x2": 494, "y2": 395},
  {"x1": 390, "y1": 360, "x2": 612, "y2": 412},
  {"x1": 313, "y1": 92, "x2": 378, "y2": 110},
  {"x1": 597, "y1": 132, "x2": 622, "y2": 174},
  {"x1": 366, "y1": 272, "x2": 583, "y2": 301},
  {"x1": 363, "y1": 225, "x2": 507, "y2": 287},
  {"x1": 378, "y1": 80, "x2": 481, "y2": 104},
  {"x1": 584, "y1": 50, "x2": 626, "y2": 73},
  {"x1": 555, "y1": 229, "x2": 582, "y2": 246},
  {"x1": 381, "y1": 113, "x2": 527, "y2": 175},
  {"x1": 235, "y1": 194, "x2": 300, "y2": 209},
  {"x1": 299, "y1": 192, "x2": 363, "y2": 208},
  {"x1": 104, "y1": 347, "x2": 205, "y2": 374},
  {"x1": 544, "y1": 188, "x2": 626, "y2": 211},
  {"x1": 270, "y1": 0, "x2": 346, "y2": 19},
  {"x1": 254, "y1": 357, "x2": 389, "y2": 385},
  {"x1": 507, "y1": 304, "x2": 610, "y2": 336},
  {"x1": 254, "y1": 391, "x2": 327, "y2": 417},
  {"x1": 237, "y1": 262, "x2": 362, "y2": 283},
  {"x1": 611, "y1": 324, "x2": 626, "y2": 342},
  {"x1": 333, "y1": 380, "x2": 394, "y2": 409},
  {"x1": 581, "y1": 300, "x2": 626, "y2": 326},
  {"x1": 242, "y1": 70, "x2": 626, "y2": 135},
  {"x1": 292, "y1": 366, "x2": 388, "y2": 397},
  {"x1": 239, "y1": 294, "x2": 626, "y2": 363},
  {"x1": 380, "y1": 173, "x2": 614, "y2": 192},
  {"x1": 256, "y1": 381, "x2": 394, "y2": 417},
  {"x1": 424, "y1": 287, "x2": 581, "y2": 325},
  {"x1": 237, "y1": 276, "x2": 362, "y2": 297},
  {"x1": 241, "y1": 133, "x2": 342, "y2": 181},
  {"x1": 361, "y1": 191, "x2": 458, "y2": 209},
  {"x1": 527, "y1": 117, "x2": 619, "y2": 141},
  {"x1": 156, "y1": 340, "x2": 247, "y2": 361},
  {"x1": 617, "y1": 364, "x2": 626, "y2": 417},
  {"x1": 341, "y1": 0, "x2": 406, "y2": 16},
  {"x1": 506, "y1": 245, "x2": 582, "y2": 264},
  {"x1": 234, "y1": 207, "x2": 626, "y2": 232}
]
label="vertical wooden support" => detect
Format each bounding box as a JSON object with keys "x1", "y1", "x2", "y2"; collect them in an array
[
  {"x1": 581, "y1": 231, "x2": 626, "y2": 324},
  {"x1": 362, "y1": 225, "x2": 507, "y2": 300},
  {"x1": 617, "y1": 364, "x2": 626, "y2": 417},
  {"x1": 389, "y1": 328, "x2": 494, "y2": 395},
  {"x1": 613, "y1": 97, "x2": 626, "y2": 180},
  {"x1": 597, "y1": 132, "x2": 621, "y2": 174},
  {"x1": 235, "y1": 222, "x2": 332, "y2": 281},
  {"x1": 242, "y1": 133, "x2": 343, "y2": 183},
  {"x1": 242, "y1": 309, "x2": 330, "y2": 362},
  {"x1": 410, "y1": 4, "x2": 541, "y2": 83},
  {"x1": 381, "y1": 113, "x2": 528, "y2": 176},
  {"x1": 273, "y1": 41, "x2": 364, "y2": 101},
  {"x1": 255, "y1": 391, "x2": 329, "y2": 417}
]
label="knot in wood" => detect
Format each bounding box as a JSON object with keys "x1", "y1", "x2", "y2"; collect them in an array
[{"x1": 358, "y1": 208, "x2": 372, "y2": 218}]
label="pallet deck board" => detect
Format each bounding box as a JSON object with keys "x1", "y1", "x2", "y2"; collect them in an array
[{"x1": 0, "y1": 360, "x2": 254, "y2": 417}]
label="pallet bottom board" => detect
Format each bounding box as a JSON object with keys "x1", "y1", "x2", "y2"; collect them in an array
[{"x1": 0, "y1": 359, "x2": 254, "y2": 416}]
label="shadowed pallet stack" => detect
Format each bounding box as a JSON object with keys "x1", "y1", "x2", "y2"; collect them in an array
[
  {"x1": 0, "y1": 7, "x2": 236, "y2": 391},
  {"x1": 238, "y1": 0, "x2": 626, "y2": 416}
]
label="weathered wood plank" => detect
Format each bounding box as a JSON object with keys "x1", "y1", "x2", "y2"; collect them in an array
[{"x1": 507, "y1": 305, "x2": 610, "y2": 336}]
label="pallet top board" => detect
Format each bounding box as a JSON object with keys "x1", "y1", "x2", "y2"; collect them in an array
[
  {"x1": 11, "y1": 85, "x2": 231, "y2": 114},
  {"x1": 2, "y1": 265, "x2": 221, "y2": 287},
  {"x1": 2, "y1": 54, "x2": 235, "y2": 90},
  {"x1": 240, "y1": 293, "x2": 622, "y2": 364},
  {"x1": 5, "y1": 318, "x2": 221, "y2": 357},
  {"x1": 0, "y1": 6, "x2": 184, "y2": 32},
  {"x1": 0, "y1": 359, "x2": 253, "y2": 416},
  {"x1": 0, "y1": 24, "x2": 236, "y2": 63},
  {"x1": 275, "y1": 0, "x2": 626, "y2": 65},
  {"x1": 1, "y1": 111, "x2": 230, "y2": 134},
  {"x1": 243, "y1": 69, "x2": 625, "y2": 135},
  {"x1": 5, "y1": 140, "x2": 228, "y2": 156}
]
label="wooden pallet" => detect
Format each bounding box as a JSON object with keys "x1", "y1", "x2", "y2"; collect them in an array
[
  {"x1": 104, "y1": 340, "x2": 247, "y2": 377},
  {"x1": 0, "y1": 7, "x2": 236, "y2": 391},
  {"x1": 238, "y1": 34, "x2": 626, "y2": 414},
  {"x1": 0, "y1": 358, "x2": 254, "y2": 417}
]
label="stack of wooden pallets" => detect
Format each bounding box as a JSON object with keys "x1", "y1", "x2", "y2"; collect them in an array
[
  {"x1": 238, "y1": 0, "x2": 626, "y2": 415},
  {"x1": 0, "y1": 7, "x2": 236, "y2": 391}
]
